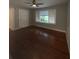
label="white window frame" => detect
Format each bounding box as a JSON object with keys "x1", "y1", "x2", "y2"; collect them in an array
[{"x1": 36, "y1": 9, "x2": 56, "y2": 24}]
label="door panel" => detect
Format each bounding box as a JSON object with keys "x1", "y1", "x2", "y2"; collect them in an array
[{"x1": 19, "y1": 9, "x2": 29, "y2": 28}]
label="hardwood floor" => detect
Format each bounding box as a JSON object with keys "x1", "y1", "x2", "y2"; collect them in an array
[{"x1": 9, "y1": 26, "x2": 69, "y2": 59}]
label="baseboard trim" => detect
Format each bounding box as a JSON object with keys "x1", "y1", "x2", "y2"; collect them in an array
[
  {"x1": 11, "y1": 25, "x2": 66, "y2": 33},
  {"x1": 14, "y1": 26, "x2": 30, "y2": 31},
  {"x1": 34, "y1": 25, "x2": 66, "y2": 33}
]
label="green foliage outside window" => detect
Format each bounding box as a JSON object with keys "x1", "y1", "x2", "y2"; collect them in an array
[{"x1": 40, "y1": 16, "x2": 48, "y2": 23}]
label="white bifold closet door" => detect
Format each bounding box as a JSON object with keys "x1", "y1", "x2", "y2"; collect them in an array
[{"x1": 19, "y1": 9, "x2": 29, "y2": 28}]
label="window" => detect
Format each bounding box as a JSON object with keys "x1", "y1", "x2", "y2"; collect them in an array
[
  {"x1": 36, "y1": 9, "x2": 56, "y2": 24},
  {"x1": 39, "y1": 11, "x2": 48, "y2": 23}
]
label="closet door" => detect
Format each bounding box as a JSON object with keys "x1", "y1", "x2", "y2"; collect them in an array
[{"x1": 19, "y1": 9, "x2": 29, "y2": 28}]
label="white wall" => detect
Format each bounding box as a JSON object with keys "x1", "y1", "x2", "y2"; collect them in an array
[
  {"x1": 9, "y1": 8, "x2": 15, "y2": 30},
  {"x1": 67, "y1": 2, "x2": 70, "y2": 51}
]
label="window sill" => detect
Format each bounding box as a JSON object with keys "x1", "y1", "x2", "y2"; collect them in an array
[{"x1": 36, "y1": 21, "x2": 56, "y2": 25}]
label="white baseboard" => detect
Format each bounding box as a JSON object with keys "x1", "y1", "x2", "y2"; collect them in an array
[
  {"x1": 14, "y1": 26, "x2": 30, "y2": 31},
  {"x1": 10, "y1": 25, "x2": 66, "y2": 33},
  {"x1": 14, "y1": 27, "x2": 21, "y2": 31},
  {"x1": 35, "y1": 25, "x2": 66, "y2": 33}
]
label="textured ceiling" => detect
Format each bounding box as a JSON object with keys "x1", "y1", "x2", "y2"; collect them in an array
[{"x1": 10, "y1": 0, "x2": 68, "y2": 8}]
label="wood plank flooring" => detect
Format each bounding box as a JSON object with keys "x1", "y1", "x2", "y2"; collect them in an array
[{"x1": 9, "y1": 26, "x2": 69, "y2": 59}]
